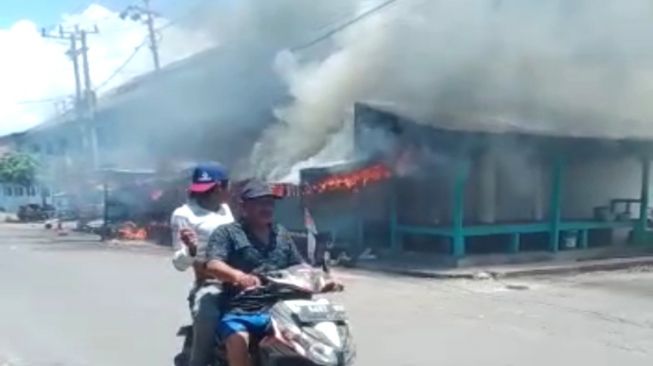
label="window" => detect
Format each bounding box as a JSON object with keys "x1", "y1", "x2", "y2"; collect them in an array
[
  {"x1": 4, "y1": 187, "x2": 13, "y2": 197},
  {"x1": 15, "y1": 187, "x2": 24, "y2": 197},
  {"x1": 31, "y1": 144, "x2": 41, "y2": 154},
  {"x1": 28, "y1": 186, "x2": 36, "y2": 196}
]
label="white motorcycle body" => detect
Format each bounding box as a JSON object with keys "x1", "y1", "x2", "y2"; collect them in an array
[{"x1": 176, "y1": 266, "x2": 356, "y2": 366}]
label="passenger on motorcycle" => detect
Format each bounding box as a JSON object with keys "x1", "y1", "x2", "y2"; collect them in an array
[
  {"x1": 171, "y1": 162, "x2": 233, "y2": 366},
  {"x1": 203, "y1": 179, "x2": 306, "y2": 366}
]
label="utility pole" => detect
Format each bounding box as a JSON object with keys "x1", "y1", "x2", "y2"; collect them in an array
[
  {"x1": 144, "y1": 0, "x2": 161, "y2": 71},
  {"x1": 79, "y1": 29, "x2": 100, "y2": 169},
  {"x1": 80, "y1": 31, "x2": 93, "y2": 105},
  {"x1": 121, "y1": 0, "x2": 161, "y2": 71},
  {"x1": 66, "y1": 34, "x2": 82, "y2": 111},
  {"x1": 43, "y1": 26, "x2": 82, "y2": 115},
  {"x1": 41, "y1": 25, "x2": 100, "y2": 169}
]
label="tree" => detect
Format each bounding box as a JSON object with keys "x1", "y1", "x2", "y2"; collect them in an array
[{"x1": 0, "y1": 152, "x2": 39, "y2": 186}]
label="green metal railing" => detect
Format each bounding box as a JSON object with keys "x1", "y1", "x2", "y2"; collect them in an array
[{"x1": 388, "y1": 156, "x2": 651, "y2": 257}]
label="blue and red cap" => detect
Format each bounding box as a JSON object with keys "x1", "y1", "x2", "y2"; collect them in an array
[{"x1": 189, "y1": 162, "x2": 229, "y2": 193}]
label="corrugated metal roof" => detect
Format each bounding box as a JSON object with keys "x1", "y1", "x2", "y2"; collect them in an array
[
  {"x1": 23, "y1": 46, "x2": 223, "y2": 135},
  {"x1": 359, "y1": 100, "x2": 653, "y2": 142}
]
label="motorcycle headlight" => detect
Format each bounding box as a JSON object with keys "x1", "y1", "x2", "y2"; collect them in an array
[{"x1": 307, "y1": 343, "x2": 338, "y2": 365}]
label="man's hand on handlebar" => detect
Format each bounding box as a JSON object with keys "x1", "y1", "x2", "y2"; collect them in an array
[
  {"x1": 320, "y1": 280, "x2": 344, "y2": 293},
  {"x1": 235, "y1": 272, "x2": 261, "y2": 289}
]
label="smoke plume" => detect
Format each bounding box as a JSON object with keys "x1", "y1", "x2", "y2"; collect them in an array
[
  {"x1": 75, "y1": 0, "x2": 359, "y2": 173},
  {"x1": 252, "y1": 0, "x2": 653, "y2": 180}
]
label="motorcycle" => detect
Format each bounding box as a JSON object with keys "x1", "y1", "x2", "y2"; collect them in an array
[{"x1": 175, "y1": 265, "x2": 356, "y2": 366}]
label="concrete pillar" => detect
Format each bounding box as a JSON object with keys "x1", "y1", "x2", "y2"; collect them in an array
[
  {"x1": 389, "y1": 178, "x2": 400, "y2": 253},
  {"x1": 452, "y1": 158, "x2": 470, "y2": 257},
  {"x1": 533, "y1": 162, "x2": 545, "y2": 221},
  {"x1": 635, "y1": 157, "x2": 650, "y2": 244},
  {"x1": 549, "y1": 155, "x2": 565, "y2": 252},
  {"x1": 478, "y1": 152, "x2": 497, "y2": 223}
]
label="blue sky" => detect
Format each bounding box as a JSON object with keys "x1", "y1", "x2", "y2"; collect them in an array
[
  {"x1": 0, "y1": 0, "x2": 180, "y2": 27},
  {"x1": 0, "y1": 0, "x2": 215, "y2": 136}
]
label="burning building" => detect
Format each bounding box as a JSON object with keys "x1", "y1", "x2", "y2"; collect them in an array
[
  {"x1": 98, "y1": 167, "x2": 193, "y2": 244},
  {"x1": 277, "y1": 102, "x2": 653, "y2": 262}
]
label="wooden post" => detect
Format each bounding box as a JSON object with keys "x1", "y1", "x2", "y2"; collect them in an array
[
  {"x1": 452, "y1": 158, "x2": 470, "y2": 257},
  {"x1": 549, "y1": 155, "x2": 564, "y2": 252},
  {"x1": 636, "y1": 157, "x2": 650, "y2": 244}
]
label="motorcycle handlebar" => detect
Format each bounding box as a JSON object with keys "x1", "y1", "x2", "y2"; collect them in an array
[{"x1": 234, "y1": 273, "x2": 343, "y2": 296}]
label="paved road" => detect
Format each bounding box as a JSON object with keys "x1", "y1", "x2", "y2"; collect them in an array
[{"x1": 1, "y1": 223, "x2": 653, "y2": 365}]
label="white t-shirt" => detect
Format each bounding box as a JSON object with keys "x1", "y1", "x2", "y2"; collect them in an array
[{"x1": 170, "y1": 201, "x2": 234, "y2": 271}]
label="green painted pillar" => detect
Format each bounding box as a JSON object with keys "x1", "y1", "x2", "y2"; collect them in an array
[
  {"x1": 579, "y1": 229, "x2": 589, "y2": 249},
  {"x1": 357, "y1": 216, "x2": 364, "y2": 250},
  {"x1": 452, "y1": 158, "x2": 470, "y2": 257},
  {"x1": 549, "y1": 155, "x2": 564, "y2": 252},
  {"x1": 355, "y1": 191, "x2": 364, "y2": 251},
  {"x1": 389, "y1": 178, "x2": 400, "y2": 253},
  {"x1": 636, "y1": 157, "x2": 650, "y2": 244},
  {"x1": 509, "y1": 233, "x2": 521, "y2": 253}
]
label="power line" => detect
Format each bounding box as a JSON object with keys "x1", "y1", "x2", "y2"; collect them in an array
[
  {"x1": 15, "y1": 96, "x2": 71, "y2": 105},
  {"x1": 95, "y1": 39, "x2": 149, "y2": 91},
  {"x1": 97, "y1": 0, "x2": 399, "y2": 94},
  {"x1": 40, "y1": 24, "x2": 101, "y2": 168},
  {"x1": 290, "y1": 0, "x2": 402, "y2": 52},
  {"x1": 94, "y1": 0, "x2": 207, "y2": 92},
  {"x1": 121, "y1": 0, "x2": 161, "y2": 71}
]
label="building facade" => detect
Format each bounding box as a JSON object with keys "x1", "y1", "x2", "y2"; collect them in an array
[{"x1": 0, "y1": 183, "x2": 48, "y2": 213}]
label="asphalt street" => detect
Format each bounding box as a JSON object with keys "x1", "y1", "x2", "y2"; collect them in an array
[{"x1": 1, "y1": 223, "x2": 652, "y2": 366}]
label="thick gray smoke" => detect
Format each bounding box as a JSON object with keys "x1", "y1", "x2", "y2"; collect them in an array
[
  {"x1": 87, "y1": 0, "x2": 359, "y2": 175},
  {"x1": 252, "y1": 0, "x2": 653, "y2": 180}
]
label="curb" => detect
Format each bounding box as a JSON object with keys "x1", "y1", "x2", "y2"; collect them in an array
[
  {"x1": 353, "y1": 264, "x2": 475, "y2": 279},
  {"x1": 491, "y1": 257, "x2": 653, "y2": 279},
  {"x1": 354, "y1": 257, "x2": 653, "y2": 280}
]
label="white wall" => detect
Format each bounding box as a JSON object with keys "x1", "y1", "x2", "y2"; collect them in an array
[
  {"x1": 0, "y1": 183, "x2": 47, "y2": 213},
  {"x1": 469, "y1": 152, "x2": 644, "y2": 222},
  {"x1": 563, "y1": 155, "x2": 642, "y2": 219},
  {"x1": 466, "y1": 149, "x2": 548, "y2": 223}
]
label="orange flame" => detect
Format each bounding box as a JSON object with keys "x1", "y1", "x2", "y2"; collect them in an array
[
  {"x1": 311, "y1": 163, "x2": 392, "y2": 194},
  {"x1": 271, "y1": 184, "x2": 286, "y2": 197},
  {"x1": 118, "y1": 222, "x2": 148, "y2": 240}
]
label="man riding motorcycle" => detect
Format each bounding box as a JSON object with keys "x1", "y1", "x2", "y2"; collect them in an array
[
  {"x1": 203, "y1": 179, "x2": 339, "y2": 366},
  {"x1": 171, "y1": 162, "x2": 234, "y2": 366}
]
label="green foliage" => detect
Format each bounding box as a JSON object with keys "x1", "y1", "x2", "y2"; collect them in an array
[{"x1": 0, "y1": 152, "x2": 39, "y2": 185}]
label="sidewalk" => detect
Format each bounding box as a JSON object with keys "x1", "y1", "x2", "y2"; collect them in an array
[{"x1": 355, "y1": 254, "x2": 653, "y2": 279}]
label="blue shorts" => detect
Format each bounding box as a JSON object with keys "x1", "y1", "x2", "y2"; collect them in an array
[{"x1": 218, "y1": 312, "x2": 271, "y2": 340}]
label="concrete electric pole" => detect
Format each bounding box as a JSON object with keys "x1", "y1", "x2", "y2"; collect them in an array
[
  {"x1": 42, "y1": 26, "x2": 83, "y2": 115},
  {"x1": 41, "y1": 25, "x2": 100, "y2": 168},
  {"x1": 121, "y1": 0, "x2": 161, "y2": 71},
  {"x1": 79, "y1": 29, "x2": 100, "y2": 169},
  {"x1": 66, "y1": 33, "x2": 82, "y2": 111}
]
